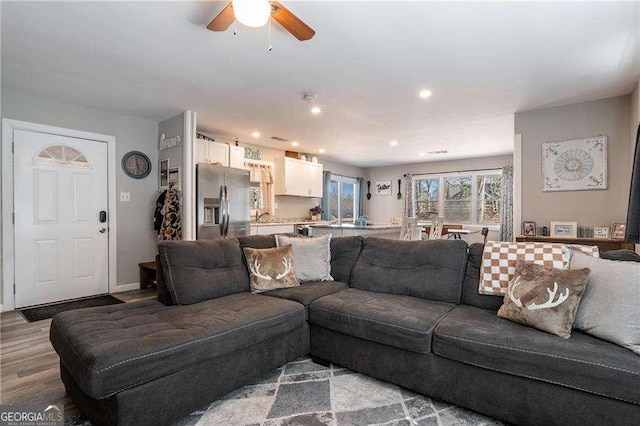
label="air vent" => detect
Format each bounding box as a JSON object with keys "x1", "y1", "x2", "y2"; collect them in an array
[
  {"x1": 271, "y1": 136, "x2": 289, "y2": 141},
  {"x1": 428, "y1": 150, "x2": 448, "y2": 154}
]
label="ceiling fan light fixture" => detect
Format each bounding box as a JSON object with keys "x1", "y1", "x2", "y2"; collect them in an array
[{"x1": 232, "y1": 0, "x2": 271, "y2": 28}]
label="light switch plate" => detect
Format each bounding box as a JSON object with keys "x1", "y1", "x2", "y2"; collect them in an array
[{"x1": 120, "y1": 192, "x2": 131, "y2": 202}]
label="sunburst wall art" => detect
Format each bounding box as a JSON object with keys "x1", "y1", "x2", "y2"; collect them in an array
[{"x1": 542, "y1": 136, "x2": 607, "y2": 192}]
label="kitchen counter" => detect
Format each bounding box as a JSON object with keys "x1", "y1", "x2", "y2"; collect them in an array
[
  {"x1": 310, "y1": 223, "x2": 400, "y2": 230},
  {"x1": 310, "y1": 223, "x2": 401, "y2": 239},
  {"x1": 251, "y1": 221, "x2": 332, "y2": 227}
]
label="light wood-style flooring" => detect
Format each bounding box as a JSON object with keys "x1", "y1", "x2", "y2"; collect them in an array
[{"x1": 0, "y1": 289, "x2": 156, "y2": 419}]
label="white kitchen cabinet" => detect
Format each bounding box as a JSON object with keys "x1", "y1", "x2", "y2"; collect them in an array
[
  {"x1": 229, "y1": 146, "x2": 245, "y2": 169},
  {"x1": 195, "y1": 138, "x2": 229, "y2": 166},
  {"x1": 250, "y1": 224, "x2": 295, "y2": 235},
  {"x1": 274, "y1": 157, "x2": 323, "y2": 197}
]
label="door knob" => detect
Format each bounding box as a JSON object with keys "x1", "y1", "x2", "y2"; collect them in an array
[{"x1": 99, "y1": 228, "x2": 107, "y2": 233}]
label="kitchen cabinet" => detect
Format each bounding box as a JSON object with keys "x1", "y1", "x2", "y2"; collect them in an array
[
  {"x1": 229, "y1": 146, "x2": 245, "y2": 169},
  {"x1": 195, "y1": 138, "x2": 229, "y2": 166},
  {"x1": 250, "y1": 224, "x2": 295, "y2": 235},
  {"x1": 274, "y1": 157, "x2": 324, "y2": 197}
]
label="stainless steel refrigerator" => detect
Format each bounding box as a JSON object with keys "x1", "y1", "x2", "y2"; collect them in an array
[{"x1": 196, "y1": 164, "x2": 250, "y2": 239}]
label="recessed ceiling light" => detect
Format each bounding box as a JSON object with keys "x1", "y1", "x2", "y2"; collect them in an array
[
  {"x1": 291, "y1": 141, "x2": 299, "y2": 147},
  {"x1": 419, "y1": 152, "x2": 426, "y2": 157},
  {"x1": 419, "y1": 89, "x2": 432, "y2": 99},
  {"x1": 318, "y1": 148, "x2": 325, "y2": 153},
  {"x1": 390, "y1": 140, "x2": 398, "y2": 147},
  {"x1": 311, "y1": 106, "x2": 322, "y2": 115},
  {"x1": 252, "y1": 131, "x2": 261, "y2": 138}
]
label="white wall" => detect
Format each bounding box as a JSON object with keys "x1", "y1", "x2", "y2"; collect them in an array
[{"x1": 2, "y1": 90, "x2": 159, "y2": 288}]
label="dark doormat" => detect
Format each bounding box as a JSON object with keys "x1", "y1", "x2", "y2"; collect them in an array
[{"x1": 18, "y1": 294, "x2": 125, "y2": 323}]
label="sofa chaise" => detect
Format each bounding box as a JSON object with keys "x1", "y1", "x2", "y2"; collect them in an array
[{"x1": 50, "y1": 235, "x2": 640, "y2": 425}]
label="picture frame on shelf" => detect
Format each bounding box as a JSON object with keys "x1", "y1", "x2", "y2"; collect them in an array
[
  {"x1": 593, "y1": 227, "x2": 609, "y2": 239},
  {"x1": 523, "y1": 221, "x2": 536, "y2": 236},
  {"x1": 159, "y1": 158, "x2": 170, "y2": 190},
  {"x1": 610, "y1": 223, "x2": 626, "y2": 240},
  {"x1": 550, "y1": 221, "x2": 578, "y2": 238}
]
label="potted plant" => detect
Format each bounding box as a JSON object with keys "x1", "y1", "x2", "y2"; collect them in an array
[{"x1": 310, "y1": 206, "x2": 322, "y2": 221}]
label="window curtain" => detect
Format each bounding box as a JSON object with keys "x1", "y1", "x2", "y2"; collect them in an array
[
  {"x1": 321, "y1": 171, "x2": 332, "y2": 220},
  {"x1": 357, "y1": 177, "x2": 365, "y2": 218},
  {"x1": 499, "y1": 166, "x2": 514, "y2": 242},
  {"x1": 626, "y1": 122, "x2": 640, "y2": 243},
  {"x1": 404, "y1": 174, "x2": 414, "y2": 217}
]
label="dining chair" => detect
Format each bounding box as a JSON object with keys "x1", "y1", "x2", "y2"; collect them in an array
[
  {"x1": 400, "y1": 217, "x2": 422, "y2": 240},
  {"x1": 481, "y1": 227, "x2": 489, "y2": 243},
  {"x1": 429, "y1": 217, "x2": 445, "y2": 240}
]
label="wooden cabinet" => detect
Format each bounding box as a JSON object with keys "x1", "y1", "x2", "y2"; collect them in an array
[
  {"x1": 274, "y1": 157, "x2": 324, "y2": 197},
  {"x1": 195, "y1": 138, "x2": 229, "y2": 166},
  {"x1": 515, "y1": 236, "x2": 634, "y2": 252},
  {"x1": 229, "y1": 146, "x2": 245, "y2": 169}
]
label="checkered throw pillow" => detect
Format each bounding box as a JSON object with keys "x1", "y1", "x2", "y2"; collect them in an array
[
  {"x1": 479, "y1": 242, "x2": 570, "y2": 296},
  {"x1": 566, "y1": 244, "x2": 600, "y2": 258}
]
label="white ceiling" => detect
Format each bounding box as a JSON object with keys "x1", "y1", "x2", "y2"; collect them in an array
[{"x1": 2, "y1": 1, "x2": 638, "y2": 167}]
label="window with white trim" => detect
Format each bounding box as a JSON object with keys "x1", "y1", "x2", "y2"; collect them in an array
[
  {"x1": 413, "y1": 170, "x2": 502, "y2": 225},
  {"x1": 34, "y1": 144, "x2": 90, "y2": 168},
  {"x1": 329, "y1": 175, "x2": 360, "y2": 224}
]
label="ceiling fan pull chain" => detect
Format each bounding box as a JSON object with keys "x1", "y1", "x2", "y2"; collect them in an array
[{"x1": 268, "y1": 17, "x2": 273, "y2": 51}]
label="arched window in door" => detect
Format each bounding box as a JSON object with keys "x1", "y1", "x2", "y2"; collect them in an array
[{"x1": 34, "y1": 145, "x2": 90, "y2": 168}]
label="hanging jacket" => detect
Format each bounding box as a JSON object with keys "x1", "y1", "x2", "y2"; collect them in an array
[
  {"x1": 153, "y1": 190, "x2": 167, "y2": 234},
  {"x1": 159, "y1": 189, "x2": 182, "y2": 241}
]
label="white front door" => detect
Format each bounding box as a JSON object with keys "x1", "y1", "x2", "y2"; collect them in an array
[{"x1": 14, "y1": 130, "x2": 109, "y2": 308}]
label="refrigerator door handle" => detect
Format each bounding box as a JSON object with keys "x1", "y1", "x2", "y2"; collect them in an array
[
  {"x1": 224, "y1": 185, "x2": 230, "y2": 237},
  {"x1": 219, "y1": 185, "x2": 226, "y2": 236}
]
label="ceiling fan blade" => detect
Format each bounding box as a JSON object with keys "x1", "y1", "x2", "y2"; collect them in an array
[
  {"x1": 207, "y1": 2, "x2": 234, "y2": 31},
  {"x1": 271, "y1": 1, "x2": 315, "y2": 41}
]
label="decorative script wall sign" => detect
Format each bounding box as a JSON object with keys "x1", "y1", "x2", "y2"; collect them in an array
[
  {"x1": 159, "y1": 133, "x2": 182, "y2": 151},
  {"x1": 542, "y1": 136, "x2": 607, "y2": 192}
]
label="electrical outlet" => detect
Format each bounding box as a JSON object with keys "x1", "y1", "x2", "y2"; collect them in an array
[{"x1": 120, "y1": 192, "x2": 131, "y2": 202}]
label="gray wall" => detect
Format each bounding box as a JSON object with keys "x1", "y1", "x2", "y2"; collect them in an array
[
  {"x1": 158, "y1": 113, "x2": 185, "y2": 183},
  {"x1": 2, "y1": 90, "x2": 159, "y2": 287},
  {"x1": 515, "y1": 95, "x2": 631, "y2": 229},
  {"x1": 363, "y1": 155, "x2": 513, "y2": 225}
]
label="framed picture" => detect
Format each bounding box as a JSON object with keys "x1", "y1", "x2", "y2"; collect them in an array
[
  {"x1": 523, "y1": 221, "x2": 537, "y2": 236},
  {"x1": 611, "y1": 223, "x2": 626, "y2": 240},
  {"x1": 593, "y1": 227, "x2": 609, "y2": 239},
  {"x1": 159, "y1": 158, "x2": 170, "y2": 190},
  {"x1": 550, "y1": 221, "x2": 578, "y2": 238},
  {"x1": 542, "y1": 136, "x2": 607, "y2": 192},
  {"x1": 375, "y1": 181, "x2": 392, "y2": 196},
  {"x1": 168, "y1": 166, "x2": 180, "y2": 191}
]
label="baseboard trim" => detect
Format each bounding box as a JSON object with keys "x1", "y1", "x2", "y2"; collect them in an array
[{"x1": 115, "y1": 283, "x2": 140, "y2": 292}]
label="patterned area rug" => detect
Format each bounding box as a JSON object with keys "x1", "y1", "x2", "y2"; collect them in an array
[{"x1": 67, "y1": 357, "x2": 504, "y2": 426}]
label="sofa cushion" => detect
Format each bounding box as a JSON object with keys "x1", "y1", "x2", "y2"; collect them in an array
[
  {"x1": 158, "y1": 239, "x2": 249, "y2": 305},
  {"x1": 461, "y1": 243, "x2": 503, "y2": 311},
  {"x1": 329, "y1": 236, "x2": 363, "y2": 283},
  {"x1": 350, "y1": 238, "x2": 467, "y2": 303},
  {"x1": 262, "y1": 281, "x2": 348, "y2": 318},
  {"x1": 309, "y1": 288, "x2": 455, "y2": 354},
  {"x1": 433, "y1": 305, "x2": 640, "y2": 406},
  {"x1": 599, "y1": 249, "x2": 640, "y2": 262},
  {"x1": 50, "y1": 293, "x2": 305, "y2": 400}
]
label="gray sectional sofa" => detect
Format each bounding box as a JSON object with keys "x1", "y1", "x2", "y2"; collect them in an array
[{"x1": 50, "y1": 235, "x2": 640, "y2": 426}]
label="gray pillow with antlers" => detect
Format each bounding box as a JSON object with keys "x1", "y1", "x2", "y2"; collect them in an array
[
  {"x1": 243, "y1": 245, "x2": 300, "y2": 293},
  {"x1": 497, "y1": 261, "x2": 590, "y2": 339}
]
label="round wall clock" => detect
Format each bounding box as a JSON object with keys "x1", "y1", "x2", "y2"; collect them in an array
[{"x1": 121, "y1": 151, "x2": 152, "y2": 179}]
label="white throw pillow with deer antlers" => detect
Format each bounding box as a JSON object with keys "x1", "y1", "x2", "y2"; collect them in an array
[
  {"x1": 497, "y1": 261, "x2": 590, "y2": 339},
  {"x1": 243, "y1": 245, "x2": 300, "y2": 293}
]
